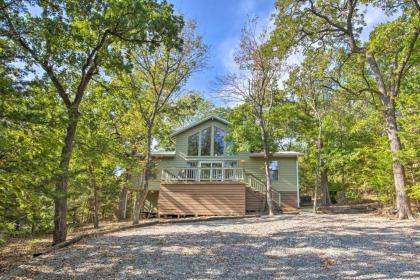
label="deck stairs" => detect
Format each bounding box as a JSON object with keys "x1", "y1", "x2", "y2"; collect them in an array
[{"x1": 244, "y1": 171, "x2": 282, "y2": 213}]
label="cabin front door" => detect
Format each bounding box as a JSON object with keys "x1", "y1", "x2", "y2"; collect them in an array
[{"x1": 199, "y1": 161, "x2": 223, "y2": 181}]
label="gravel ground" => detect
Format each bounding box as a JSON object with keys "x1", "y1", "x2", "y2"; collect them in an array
[{"x1": 3, "y1": 213, "x2": 419, "y2": 280}]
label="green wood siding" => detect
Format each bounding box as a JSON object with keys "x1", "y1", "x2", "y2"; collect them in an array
[
  {"x1": 238, "y1": 152, "x2": 298, "y2": 192},
  {"x1": 149, "y1": 118, "x2": 298, "y2": 193}
]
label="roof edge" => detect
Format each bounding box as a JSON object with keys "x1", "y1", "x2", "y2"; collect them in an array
[
  {"x1": 170, "y1": 115, "x2": 231, "y2": 137},
  {"x1": 249, "y1": 151, "x2": 303, "y2": 158},
  {"x1": 151, "y1": 151, "x2": 176, "y2": 158}
]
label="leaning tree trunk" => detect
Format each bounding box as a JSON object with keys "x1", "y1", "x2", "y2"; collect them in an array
[
  {"x1": 384, "y1": 102, "x2": 413, "y2": 219},
  {"x1": 259, "y1": 116, "x2": 274, "y2": 216},
  {"x1": 53, "y1": 109, "x2": 79, "y2": 244}
]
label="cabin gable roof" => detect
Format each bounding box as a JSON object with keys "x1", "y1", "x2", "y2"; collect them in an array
[{"x1": 170, "y1": 115, "x2": 230, "y2": 137}]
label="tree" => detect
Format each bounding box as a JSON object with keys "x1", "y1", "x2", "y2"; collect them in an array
[
  {"x1": 287, "y1": 51, "x2": 335, "y2": 210},
  {"x1": 155, "y1": 92, "x2": 215, "y2": 150},
  {"x1": 218, "y1": 20, "x2": 283, "y2": 215},
  {"x1": 72, "y1": 86, "x2": 123, "y2": 228},
  {"x1": 116, "y1": 22, "x2": 207, "y2": 224},
  {"x1": 0, "y1": 0, "x2": 184, "y2": 243},
  {"x1": 273, "y1": 0, "x2": 419, "y2": 219}
]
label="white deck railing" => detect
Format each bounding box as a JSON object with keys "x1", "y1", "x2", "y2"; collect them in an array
[
  {"x1": 161, "y1": 167, "x2": 284, "y2": 209},
  {"x1": 245, "y1": 173, "x2": 267, "y2": 193},
  {"x1": 161, "y1": 168, "x2": 244, "y2": 182}
]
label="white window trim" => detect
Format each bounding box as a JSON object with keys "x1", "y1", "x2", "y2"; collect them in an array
[
  {"x1": 188, "y1": 124, "x2": 226, "y2": 157},
  {"x1": 188, "y1": 132, "x2": 200, "y2": 156},
  {"x1": 213, "y1": 125, "x2": 225, "y2": 156}
]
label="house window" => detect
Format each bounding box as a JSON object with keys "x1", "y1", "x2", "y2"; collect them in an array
[
  {"x1": 224, "y1": 161, "x2": 238, "y2": 168},
  {"x1": 214, "y1": 127, "x2": 225, "y2": 156},
  {"x1": 188, "y1": 132, "x2": 199, "y2": 156},
  {"x1": 187, "y1": 125, "x2": 229, "y2": 157},
  {"x1": 269, "y1": 161, "x2": 279, "y2": 181},
  {"x1": 187, "y1": 161, "x2": 198, "y2": 167},
  {"x1": 200, "y1": 127, "x2": 211, "y2": 156}
]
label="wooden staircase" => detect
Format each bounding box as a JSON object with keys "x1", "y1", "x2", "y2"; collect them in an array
[{"x1": 244, "y1": 172, "x2": 283, "y2": 213}]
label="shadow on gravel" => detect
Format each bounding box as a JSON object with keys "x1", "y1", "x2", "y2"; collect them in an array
[{"x1": 4, "y1": 215, "x2": 419, "y2": 280}]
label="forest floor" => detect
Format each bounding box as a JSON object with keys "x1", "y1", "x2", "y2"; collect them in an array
[
  {"x1": 0, "y1": 219, "x2": 154, "y2": 276},
  {"x1": 2, "y1": 213, "x2": 419, "y2": 280}
]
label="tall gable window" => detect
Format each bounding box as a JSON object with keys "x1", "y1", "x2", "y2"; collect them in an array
[
  {"x1": 188, "y1": 132, "x2": 199, "y2": 156},
  {"x1": 214, "y1": 127, "x2": 225, "y2": 156},
  {"x1": 200, "y1": 127, "x2": 211, "y2": 156},
  {"x1": 186, "y1": 125, "x2": 228, "y2": 156}
]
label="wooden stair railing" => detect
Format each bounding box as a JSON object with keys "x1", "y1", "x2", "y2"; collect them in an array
[{"x1": 244, "y1": 171, "x2": 282, "y2": 210}]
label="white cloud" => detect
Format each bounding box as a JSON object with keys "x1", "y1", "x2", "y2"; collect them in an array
[
  {"x1": 218, "y1": 6, "x2": 276, "y2": 76},
  {"x1": 360, "y1": 5, "x2": 400, "y2": 41},
  {"x1": 218, "y1": 37, "x2": 240, "y2": 74}
]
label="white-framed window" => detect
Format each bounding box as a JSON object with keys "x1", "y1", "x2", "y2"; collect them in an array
[
  {"x1": 200, "y1": 127, "x2": 211, "y2": 156},
  {"x1": 187, "y1": 132, "x2": 199, "y2": 156},
  {"x1": 269, "y1": 160, "x2": 279, "y2": 181},
  {"x1": 224, "y1": 160, "x2": 238, "y2": 168},
  {"x1": 187, "y1": 125, "x2": 227, "y2": 156},
  {"x1": 213, "y1": 127, "x2": 225, "y2": 156}
]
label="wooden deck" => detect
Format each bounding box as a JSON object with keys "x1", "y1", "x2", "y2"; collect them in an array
[
  {"x1": 158, "y1": 182, "x2": 246, "y2": 216},
  {"x1": 158, "y1": 182, "x2": 298, "y2": 216}
]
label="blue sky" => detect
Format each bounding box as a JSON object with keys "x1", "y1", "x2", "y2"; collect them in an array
[
  {"x1": 168, "y1": 1, "x2": 395, "y2": 106},
  {"x1": 25, "y1": 1, "x2": 394, "y2": 106},
  {"x1": 169, "y1": 0, "x2": 276, "y2": 105}
]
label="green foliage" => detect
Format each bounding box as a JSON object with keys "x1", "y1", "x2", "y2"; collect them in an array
[
  {"x1": 408, "y1": 185, "x2": 420, "y2": 200},
  {"x1": 0, "y1": 77, "x2": 62, "y2": 233},
  {"x1": 0, "y1": 0, "x2": 188, "y2": 234},
  {"x1": 270, "y1": 0, "x2": 420, "y2": 209},
  {"x1": 0, "y1": 0, "x2": 419, "y2": 234}
]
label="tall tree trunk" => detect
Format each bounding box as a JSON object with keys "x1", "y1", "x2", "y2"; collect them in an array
[
  {"x1": 89, "y1": 165, "x2": 99, "y2": 229},
  {"x1": 132, "y1": 174, "x2": 142, "y2": 225},
  {"x1": 315, "y1": 121, "x2": 330, "y2": 206},
  {"x1": 366, "y1": 52, "x2": 413, "y2": 219},
  {"x1": 384, "y1": 103, "x2": 413, "y2": 219},
  {"x1": 93, "y1": 184, "x2": 99, "y2": 229},
  {"x1": 259, "y1": 116, "x2": 274, "y2": 216},
  {"x1": 53, "y1": 109, "x2": 79, "y2": 244},
  {"x1": 313, "y1": 124, "x2": 322, "y2": 213},
  {"x1": 133, "y1": 125, "x2": 153, "y2": 224},
  {"x1": 313, "y1": 185, "x2": 318, "y2": 213},
  {"x1": 118, "y1": 185, "x2": 129, "y2": 220}
]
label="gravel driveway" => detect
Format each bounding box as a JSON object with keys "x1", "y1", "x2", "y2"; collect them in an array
[{"x1": 3, "y1": 213, "x2": 419, "y2": 280}]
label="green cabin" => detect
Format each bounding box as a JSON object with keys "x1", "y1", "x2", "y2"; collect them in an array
[{"x1": 145, "y1": 115, "x2": 300, "y2": 216}]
